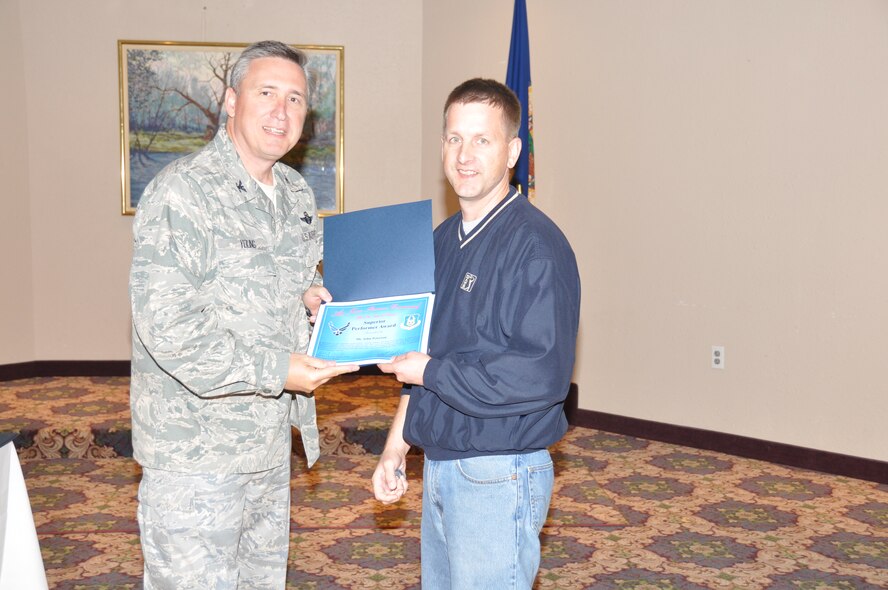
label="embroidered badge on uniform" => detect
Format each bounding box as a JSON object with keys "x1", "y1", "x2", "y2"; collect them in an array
[{"x1": 460, "y1": 273, "x2": 477, "y2": 293}]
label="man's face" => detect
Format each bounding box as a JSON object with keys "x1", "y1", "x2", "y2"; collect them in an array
[
  {"x1": 225, "y1": 56, "x2": 308, "y2": 174},
  {"x1": 441, "y1": 101, "x2": 520, "y2": 205}
]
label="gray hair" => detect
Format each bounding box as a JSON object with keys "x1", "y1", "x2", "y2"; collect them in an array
[{"x1": 229, "y1": 40, "x2": 310, "y2": 97}]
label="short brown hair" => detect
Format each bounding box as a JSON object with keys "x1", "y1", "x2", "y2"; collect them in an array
[{"x1": 443, "y1": 78, "x2": 521, "y2": 139}]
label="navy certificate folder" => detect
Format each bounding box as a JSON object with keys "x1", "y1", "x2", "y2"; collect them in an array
[{"x1": 323, "y1": 200, "x2": 436, "y2": 301}]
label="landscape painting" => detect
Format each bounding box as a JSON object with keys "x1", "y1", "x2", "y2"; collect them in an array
[{"x1": 119, "y1": 41, "x2": 343, "y2": 215}]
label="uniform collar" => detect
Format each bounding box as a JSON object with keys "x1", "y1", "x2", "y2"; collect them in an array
[{"x1": 214, "y1": 126, "x2": 286, "y2": 220}]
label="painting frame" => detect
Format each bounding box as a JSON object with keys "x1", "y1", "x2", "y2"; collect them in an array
[{"x1": 118, "y1": 40, "x2": 344, "y2": 216}]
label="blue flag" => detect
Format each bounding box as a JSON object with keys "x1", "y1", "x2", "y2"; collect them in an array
[{"x1": 505, "y1": 0, "x2": 534, "y2": 197}]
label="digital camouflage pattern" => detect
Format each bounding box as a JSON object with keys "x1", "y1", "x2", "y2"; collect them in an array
[
  {"x1": 130, "y1": 125, "x2": 323, "y2": 474},
  {"x1": 138, "y1": 462, "x2": 291, "y2": 589}
]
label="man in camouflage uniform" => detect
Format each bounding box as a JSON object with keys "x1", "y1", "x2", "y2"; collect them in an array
[{"x1": 129, "y1": 41, "x2": 357, "y2": 589}]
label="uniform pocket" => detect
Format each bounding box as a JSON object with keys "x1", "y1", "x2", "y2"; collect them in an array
[
  {"x1": 213, "y1": 244, "x2": 278, "y2": 320},
  {"x1": 216, "y1": 243, "x2": 276, "y2": 278},
  {"x1": 138, "y1": 471, "x2": 198, "y2": 530}
]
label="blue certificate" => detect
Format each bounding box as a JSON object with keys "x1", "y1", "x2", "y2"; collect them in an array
[{"x1": 307, "y1": 293, "x2": 435, "y2": 365}]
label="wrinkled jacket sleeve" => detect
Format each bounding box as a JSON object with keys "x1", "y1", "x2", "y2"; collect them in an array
[
  {"x1": 422, "y1": 256, "x2": 579, "y2": 418},
  {"x1": 130, "y1": 175, "x2": 290, "y2": 398}
]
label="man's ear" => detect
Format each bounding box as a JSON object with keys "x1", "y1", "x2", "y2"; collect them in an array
[
  {"x1": 507, "y1": 137, "x2": 522, "y2": 169},
  {"x1": 224, "y1": 87, "x2": 237, "y2": 118}
]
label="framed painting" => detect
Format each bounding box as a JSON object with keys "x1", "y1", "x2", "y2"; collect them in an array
[{"x1": 118, "y1": 40, "x2": 344, "y2": 216}]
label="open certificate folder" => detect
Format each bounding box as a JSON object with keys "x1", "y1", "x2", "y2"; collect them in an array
[{"x1": 307, "y1": 200, "x2": 436, "y2": 365}]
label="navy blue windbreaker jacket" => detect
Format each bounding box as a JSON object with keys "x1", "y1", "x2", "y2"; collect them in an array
[{"x1": 403, "y1": 189, "x2": 581, "y2": 460}]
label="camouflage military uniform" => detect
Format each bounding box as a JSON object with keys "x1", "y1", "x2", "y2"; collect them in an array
[
  {"x1": 137, "y1": 462, "x2": 291, "y2": 588},
  {"x1": 129, "y1": 125, "x2": 322, "y2": 588}
]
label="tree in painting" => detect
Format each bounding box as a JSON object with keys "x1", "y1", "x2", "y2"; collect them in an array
[{"x1": 124, "y1": 44, "x2": 340, "y2": 213}]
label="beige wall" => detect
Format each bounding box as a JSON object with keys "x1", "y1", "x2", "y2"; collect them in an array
[
  {"x1": 0, "y1": 0, "x2": 35, "y2": 363},
  {"x1": 7, "y1": 0, "x2": 423, "y2": 360},
  {"x1": 3, "y1": 1, "x2": 887, "y2": 461},
  {"x1": 422, "y1": 0, "x2": 888, "y2": 461}
]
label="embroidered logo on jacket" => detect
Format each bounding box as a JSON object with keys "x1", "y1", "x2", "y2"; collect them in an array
[
  {"x1": 301, "y1": 212, "x2": 313, "y2": 225},
  {"x1": 460, "y1": 273, "x2": 477, "y2": 293},
  {"x1": 236, "y1": 180, "x2": 247, "y2": 192}
]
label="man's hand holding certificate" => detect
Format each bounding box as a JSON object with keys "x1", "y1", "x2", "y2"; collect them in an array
[{"x1": 307, "y1": 201, "x2": 436, "y2": 365}]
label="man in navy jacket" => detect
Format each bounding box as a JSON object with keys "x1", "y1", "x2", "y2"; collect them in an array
[{"x1": 372, "y1": 78, "x2": 580, "y2": 589}]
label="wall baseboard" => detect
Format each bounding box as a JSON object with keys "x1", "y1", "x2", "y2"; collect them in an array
[
  {"x1": 0, "y1": 360, "x2": 130, "y2": 381},
  {"x1": 1, "y1": 364, "x2": 883, "y2": 484},
  {"x1": 572, "y1": 408, "x2": 888, "y2": 485}
]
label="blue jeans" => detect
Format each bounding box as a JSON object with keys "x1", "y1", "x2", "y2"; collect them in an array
[{"x1": 420, "y1": 449, "x2": 554, "y2": 589}]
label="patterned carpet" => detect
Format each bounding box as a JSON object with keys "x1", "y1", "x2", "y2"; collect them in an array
[{"x1": 2, "y1": 375, "x2": 887, "y2": 589}]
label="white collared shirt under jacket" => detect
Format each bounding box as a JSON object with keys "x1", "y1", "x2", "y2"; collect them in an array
[{"x1": 129, "y1": 126, "x2": 323, "y2": 474}]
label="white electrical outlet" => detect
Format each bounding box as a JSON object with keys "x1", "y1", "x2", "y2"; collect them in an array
[{"x1": 711, "y1": 346, "x2": 725, "y2": 369}]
